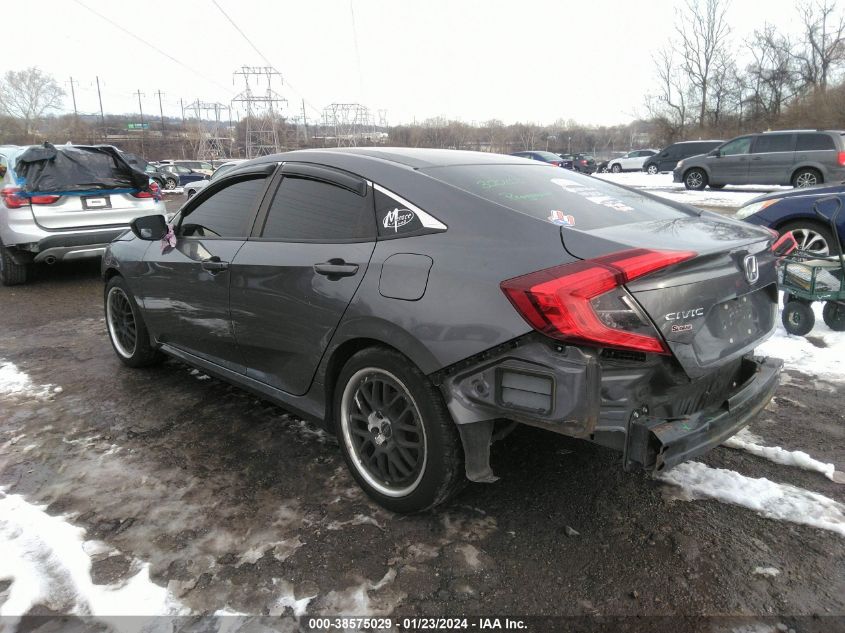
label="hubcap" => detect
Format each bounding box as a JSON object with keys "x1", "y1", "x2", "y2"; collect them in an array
[
  {"x1": 791, "y1": 228, "x2": 829, "y2": 256},
  {"x1": 340, "y1": 368, "x2": 427, "y2": 497},
  {"x1": 686, "y1": 172, "x2": 703, "y2": 188},
  {"x1": 795, "y1": 172, "x2": 818, "y2": 187},
  {"x1": 106, "y1": 287, "x2": 137, "y2": 359},
  {"x1": 648, "y1": 165, "x2": 657, "y2": 174}
]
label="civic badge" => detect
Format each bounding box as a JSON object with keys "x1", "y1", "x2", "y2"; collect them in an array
[{"x1": 743, "y1": 254, "x2": 759, "y2": 284}]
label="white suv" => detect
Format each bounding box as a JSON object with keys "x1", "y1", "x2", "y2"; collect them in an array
[
  {"x1": 607, "y1": 149, "x2": 659, "y2": 173},
  {"x1": 0, "y1": 144, "x2": 166, "y2": 285}
]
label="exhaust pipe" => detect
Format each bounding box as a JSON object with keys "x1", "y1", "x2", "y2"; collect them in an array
[{"x1": 44, "y1": 255, "x2": 57, "y2": 265}]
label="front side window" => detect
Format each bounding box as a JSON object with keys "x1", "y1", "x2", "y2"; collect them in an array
[
  {"x1": 752, "y1": 134, "x2": 794, "y2": 153},
  {"x1": 261, "y1": 177, "x2": 374, "y2": 241},
  {"x1": 720, "y1": 137, "x2": 753, "y2": 156},
  {"x1": 179, "y1": 177, "x2": 266, "y2": 238}
]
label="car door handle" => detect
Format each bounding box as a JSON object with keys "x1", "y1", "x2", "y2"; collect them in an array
[
  {"x1": 752, "y1": 157, "x2": 763, "y2": 161},
  {"x1": 201, "y1": 256, "x2": 229, "y2": 273},
  {"x1": 314, "y1": 260, "x2": 359, "y2": 278}
]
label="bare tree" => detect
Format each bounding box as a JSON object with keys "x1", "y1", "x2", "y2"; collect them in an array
[
  {"x1": 745, "y1": 25, "x2": 798, "y2": 123},
  {"x1": 794, "y1": 0, "x2": 845, "y2": 92},
  {"x1": 0, "y1": 67, "x2": 64, "y2": 136},
  {"x1": 646, "y1": 47, "x2": 691, "y2": 139},
  {"x1": 675, "y1": 0, "x2": 732, "y2": 127}
]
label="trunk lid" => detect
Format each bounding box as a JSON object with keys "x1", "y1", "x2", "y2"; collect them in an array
[{"x1": 561, "y1": 215, "x2": 778, "y2": 378}]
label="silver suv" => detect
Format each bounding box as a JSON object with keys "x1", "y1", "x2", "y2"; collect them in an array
[
  {"x1": 0, "y1": 144, "x2": 166, "y2": 285},
  {"x1": 674, "y1": 130, "x2": 845, "y2": 190}
]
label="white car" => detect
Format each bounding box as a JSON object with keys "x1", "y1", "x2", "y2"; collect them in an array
[
  {"x1": 607, "y1": 149, "x2": 659, "y2": 173},
  {"x1": 184, "y1": 160, "x2": 246, "y2": 198}
]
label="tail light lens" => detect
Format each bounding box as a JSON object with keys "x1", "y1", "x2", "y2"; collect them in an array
[
  {"x1": 501, "y1": 249, "x2": 696, "y2": 354},
  {"x1": 1, "y1": 186, "x2": 28, "y2": 208},
  {"x1": 838, "y1": 151, "x2": 845, "y2": 167},
  {"x1": 133, "y1": 181, "x2": 161, "y2": 200},
  {"x1": 550, "y1": 161, "x2": 561, "y2": 167},
  {"x1": 30, "y1": 194, "x2": 60, "y2": 205}
]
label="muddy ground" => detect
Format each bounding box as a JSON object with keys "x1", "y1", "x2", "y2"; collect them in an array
[{"x1": 0, "y1": 196, "x2": 843, "y2": 631}]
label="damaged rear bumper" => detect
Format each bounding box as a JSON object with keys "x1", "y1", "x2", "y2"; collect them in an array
[{"x1": 437, "y1": 335, "x2": 781, "y2": 481}]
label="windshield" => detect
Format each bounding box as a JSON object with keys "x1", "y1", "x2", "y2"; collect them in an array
[{"x1": 423, "y1": 164, "x2": 693, "y2": 231}]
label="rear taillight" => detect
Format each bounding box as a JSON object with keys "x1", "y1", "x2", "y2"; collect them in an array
[
  {"x1": 579, "y1": 160, "x2": 587, "y2": 165},
  {"x1": 1, "y1": 186, "x2": 28, "y2": 208},
  {"x1": 30, "y1": 194, "x2": 60, "y2": 205},
  {"x1": 838, "y1": 151, "x2": 845, "y2": 167},
  {"x1": 133, "y1": 181, "x2": 161, "y2": 199},
  {"x1": 550, "y1": 161, "x2": 561, "y2": 167},
  {"x1": 500, "y1": 249, "x2": 696, "y2": 354}
]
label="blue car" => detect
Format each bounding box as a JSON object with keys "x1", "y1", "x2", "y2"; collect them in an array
[{"x1": 736, "y1": 184, "x2": 845, "y2": 256}]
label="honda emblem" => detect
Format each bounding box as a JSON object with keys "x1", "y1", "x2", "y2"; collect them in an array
[{"x1": 743, "y1": 254, "x2": 759, "y2": 284}]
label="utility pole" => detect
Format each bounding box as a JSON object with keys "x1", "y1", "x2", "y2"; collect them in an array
[
  {"x1": 301, "y1": 99, "x2": 309, "y2": 144},
  {"x1": 95, "y1": 76, "x2": 105, "y2": 136},
  {"x1": 67, "y1": 77, "x2": 79, "y2": 125},
  {"x1": 154, "y1": 90, "x2": 166, "y2": 136},
  {"x1": 135, "y1": 89, "x2": 146, "y2": 154}
]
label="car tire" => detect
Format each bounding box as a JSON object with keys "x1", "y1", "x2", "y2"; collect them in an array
[
  {"x1": 779, "y1": 221, "x2": 838, "y2": 256},
  {"x1": 646, "y1": 164, "x2": 658, "y2": 175},
  {"x1": 822, "y1": 301, "x2": 845, "y2": 331},
  {"x1": 187, "y1": 190, "x2": 196, "y2": 199},
  {"x1": 683, "y1": 168, "x2": 708, "y2": 191},
  {"x1": 104, "y1": 276, "x2": 164, "y2": 368},
  {"x1": 164, "y1": 178, "x2": 178, "y2": 190},
  {"x1": 0, "y1": 243, "x2": 31, "y2": 286},
  {"x1": 792, "y1": 168, "x2": 822, "y2": 188},
  {"x1": 708, "y1": 184, "x2": 725, "y2": 189},
  {"x1": 610, "y1": 164, "x2": 622, "y2": 173},
  {"x1": 782, "y1": 300, "x2": 815, "y2": 336},
  {"x1": 334, "y1": 347, "x2": 465, "y2": 513}
]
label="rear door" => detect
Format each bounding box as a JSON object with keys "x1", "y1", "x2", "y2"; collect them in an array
[
  {"x1": 708, "y1": 136, "x2": 753, "y2": 184},
  {"x1": 749, "y1": 133, "x2": 795, "y2": 184},
  {"x1": 137, "y1": 172, "x2": 271, "y2": 372},
  {"x1": 229, "y1": 163, "x2": 376, "y2": 395}
]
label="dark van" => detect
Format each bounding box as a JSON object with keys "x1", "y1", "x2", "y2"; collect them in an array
[{"x1": 644, "y1": 140, "x2": 723, "y2": 174}]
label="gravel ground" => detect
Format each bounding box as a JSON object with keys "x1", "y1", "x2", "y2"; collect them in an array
[{"x1": 0, "y1": 192, "x2": 843, "y2": 631}]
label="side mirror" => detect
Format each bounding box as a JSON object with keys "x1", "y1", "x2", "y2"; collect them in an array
[
  {"x1": 708, "y1": 149, "x2": 721, "y2": 157},
  {"x1": 131, "y1": 214, "x2": 168, "y2": 240}
]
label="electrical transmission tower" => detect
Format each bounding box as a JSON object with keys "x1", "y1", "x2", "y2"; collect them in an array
[
  {"x1": 232, "y1": 66, "x2": 287, "y2": 158},
  {"x1": 185, "y1": 100, "x2": 232, "y2": 160},
  {"x1": 321, "y1": 103, "x2": 376, "y2": 146}
]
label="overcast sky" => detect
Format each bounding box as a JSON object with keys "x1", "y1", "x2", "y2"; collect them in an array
[{"x1": 6, "y1": 0, "x2": 807, "y2": 126}]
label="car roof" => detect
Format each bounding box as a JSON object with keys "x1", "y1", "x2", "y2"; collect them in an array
[{"x1": 247, "y1": 147, "x2": 533, "y2": 170}]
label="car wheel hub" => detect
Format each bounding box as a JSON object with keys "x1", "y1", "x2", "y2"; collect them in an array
[
  {"x1": 106, "y1": 287, "x2": 137, "y2": 359},
  {"x1": 796, "y1": 173, "x2": 817, "y2": 187},
  {"x1": 341, "y1": 368, "x2": 427, "y2": 497},
  {"x1": 791, "y1": 228, "x2": 829, "y2": 256}
]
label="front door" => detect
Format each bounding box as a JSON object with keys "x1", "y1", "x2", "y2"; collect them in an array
[
  {"x1": 230, "y1": 164, "x2": 376, "y2": 395},
  {"x1": 137, "y1": 174, "x2": 271, "y2": 373},
  {"x1": 708, "y1": 136, "x2": 753, "y2": 185}
]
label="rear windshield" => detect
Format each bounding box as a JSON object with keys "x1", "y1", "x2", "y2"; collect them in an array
[
  {"x1": 424, "y1": 164, "x2": 692, "y2": 231},
  {"x1": 530, "y1": 151, "x2": 563, "y2": 161}
]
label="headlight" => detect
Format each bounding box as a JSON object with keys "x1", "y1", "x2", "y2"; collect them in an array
[{"x1": 735, "y1": 199, "x2": 779, "y2": 220}]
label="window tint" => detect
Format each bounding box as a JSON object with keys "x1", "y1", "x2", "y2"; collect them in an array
[
  {"x1": 641, "y1": 150, "x2": 656, "y2": 156},
  {"x1": 720, "y1": 137, "x2": 752, "y2": 155},
  {"x1": 753, "y1": 134, "x2": 794, "y2": 153},
  {"x1": 262, "y1": 177, "x2": 374, "y2": 241},
  {"x1": 180, "y1": 177, "x2": 266, "y2": 238},
  {"x1": 375, "y1": 190, "x2": 427, "y2": 237},
  {"x1": 795, "y1": 134, "x2": 835, "y2": 151}
]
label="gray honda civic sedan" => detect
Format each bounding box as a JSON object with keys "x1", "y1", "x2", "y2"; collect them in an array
[{"x1": 102, "y1": 148, "x2": 782, "y2": 512}]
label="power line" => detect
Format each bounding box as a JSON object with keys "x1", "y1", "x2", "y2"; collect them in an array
[{"x1": 71, "y1": 0, "x2": 235, "y2": 96}]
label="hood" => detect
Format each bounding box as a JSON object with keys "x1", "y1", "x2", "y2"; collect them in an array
[{"x1": 741, "y1": 183, "x2": 845, "y2": 208}]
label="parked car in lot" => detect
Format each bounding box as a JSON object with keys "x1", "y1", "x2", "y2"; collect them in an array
[
  {"x1": 123, "y1": 152, "x2": 179, "y2": 190},
  {"x1": 568, "y1": 153, "x2": 597, "y2": 174},
  {"x1": 159, "y1": 164, "x2": 208, "y2": 188},
  {"x1": 510, "y1": 150, "x2": 565, "y2": 166},
  {"x1": 607, "y1": 149, "x2": 658, "y2": 173},
  {"x1": 184, "y1": 160, "x2": 246, "y2": 198},
  {"x1": 675, "y1": 130, "x2": 845, "y2": 190},
  {"x1": 103, "y1": 148, "x2": 780, "y2": 512},
  {"x1": 736, "y1": 183, "x2": 845, "y2": 256},
  {"x1": 0, "y1": 143, "x2": 164, "y2": 285},
  {"x1": 642, "y1": 140, "x2": 723, "y2": 174},
  {"x1": 160, "y1": 160, "x2": 214, "y2": 177}
]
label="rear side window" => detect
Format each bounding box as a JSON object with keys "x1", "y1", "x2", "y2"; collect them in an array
[
  {"x1": 753, "y1": 134, "x2": 794, "y2": 153},
  {"x1": 423, "y1": 164, "x2": 691, "y2": 232},
  {"x1": 261, "y1": 177, "x2": 374, "y2": 241},
  {"x1": 180, "y1": 177, "x2": 266, "y2": 238},
  {"x1": 795, "y1": 134, "x2": 835, "y2": 151}
]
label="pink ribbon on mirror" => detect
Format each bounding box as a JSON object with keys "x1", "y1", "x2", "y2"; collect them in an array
[{"x1": 161, "y1": 223, "x2": 177, "y2": 254}]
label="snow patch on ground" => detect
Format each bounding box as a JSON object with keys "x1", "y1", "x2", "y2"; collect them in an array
[
  {"x1": 658, "y1": 462, "x2": 845, "y2": 537},
  {"x1": 594, "y1": 172, "x2": 786, "y2": 209},
  {"x1": 0, "y1": 359, "x2": 56, "y2": 400},
  {"x1": 724, "y1": 428, "x2": 839, "y2": 482},
  {"x1": 0, "y1": 490, "x2": 185, "y2": 626},
  {"x1": 753, "y1": 566, "x2": 781, "y2": 577},
  {"x1": 756, "y1": 299, "x2": 844, "y2": 382},
  {"x1": 317, "y1": 569, "x2": 402, "y2": 616}
]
